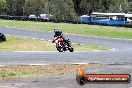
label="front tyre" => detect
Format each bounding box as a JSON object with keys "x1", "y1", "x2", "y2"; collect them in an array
[
  {"x1": 68, "y1": 47, "x2": 74, "y2": 52},
  {"x1": 57, "y1": 47, "x2": 63, "y2": 52}
]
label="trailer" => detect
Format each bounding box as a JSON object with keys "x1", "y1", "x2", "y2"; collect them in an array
[{"x1": 81, "y1": 12, "x2": 132, "y2": 27}]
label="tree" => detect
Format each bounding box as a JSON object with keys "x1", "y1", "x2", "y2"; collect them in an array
[
  {"x1": 1, "y1": 0, "x2": 132, "y2": 19},
  {"x1": 72, "y1": 0, "x2": 82, "y2": 15},
  {"x1": 0, "y1": 0, "x2": 6, "y2": 14},
  {"x1": 49, "y1": 0, "x2": 78, "y2": 21},
  {"x1": 24, "y1": 0, "x2": 49, "y2": 16},
  {"x1": 107, "y1": 0, "x2": 130, "y2": 13},
  {"x1": 5, "y1": 0, "x2": 25, "y2": 16}
]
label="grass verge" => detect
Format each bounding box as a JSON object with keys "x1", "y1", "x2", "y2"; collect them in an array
[
  {"x1": 0, "y1": 20, "x2": 132, "y2": 39},
  {"x1": 0, "y1": 36, "x2": 111, "y2": 52},
  {"x1": 0, "y1": 64, "x2": 104, "y2": 78}
]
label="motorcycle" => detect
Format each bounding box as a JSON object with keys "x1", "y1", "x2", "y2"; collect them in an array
[{"x1": 53, "y1": 37, "x2": 74, "y2": 52}]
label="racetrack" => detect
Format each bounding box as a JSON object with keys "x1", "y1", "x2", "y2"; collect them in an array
[
  {"x1": 0, "y1": 26, "x2": 132, "y2": 88},
  {"x1": 0, "y1": 26, "x2": 132, "y2": 65}
]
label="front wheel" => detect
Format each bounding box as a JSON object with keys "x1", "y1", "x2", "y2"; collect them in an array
[
  {"x1": 56, "y1": 46, "x2": 63, "y2": 52},
  {"x1": 68, "y1": 47, "x2": 74, "y2": 52}
]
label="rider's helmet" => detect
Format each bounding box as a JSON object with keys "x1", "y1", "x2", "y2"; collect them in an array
[{"x1": 54, "y1": 28, "x2": 62, "y2": 36}]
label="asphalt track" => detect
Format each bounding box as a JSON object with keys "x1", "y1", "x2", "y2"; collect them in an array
[
  {"x1": 0, "y1": 26, "x2": 132, "y2": 88},
  {"x1": 0, "y1": 26, "x2": 132, "y2": 65}
]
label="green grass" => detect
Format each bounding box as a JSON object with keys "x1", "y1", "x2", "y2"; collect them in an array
[
  {"x1": 0, "y1": 72, "x2": 29, "y2": 78},
  {"x1": 0, "y1": 70, "x2": 67, "y2": 78},
  {"x1": 0, "y1": 20, "x2": 132, "y2": 39},
  {"x1": 74, "y1": 44, "x2": 110, "y2": 51},
  {"x1": 0, "y1": 36, "x2": 111, "y2": 52}
]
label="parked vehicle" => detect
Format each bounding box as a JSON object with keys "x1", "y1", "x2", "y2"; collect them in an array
[
  {"x1": 28, "y1": 15, "x2": 37, "y2": 21},
  {"x1": 40, "y1": 14, "x2": 49, "y2": 20},
  {"x1": 81, "y1": 12, "x2": 132, "y2": 27}
]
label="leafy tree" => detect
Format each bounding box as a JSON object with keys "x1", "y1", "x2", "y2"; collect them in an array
[
  {"x1": 72, "y1": 0, "x2": 82, "y2": 15},
  {"x1": 0, "y1": 0, "x2": 6, "y2": 14},
  {"x1": 0, "y1": 0, "x2": 132, "y2": 20},
  {"x1": 24, "y1": 0, "x2": 49, "y2": 16},
  {"x1": 5, "y1": 0, "x2": 25, "y2": 16},
  {"x1": 107, "y1": 0, "x2": 130, "y2": 13},
  {"x1": 49, "y1": 0, "x2": 78, "y2": 21}
]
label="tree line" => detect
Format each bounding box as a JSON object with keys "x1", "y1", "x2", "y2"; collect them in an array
[{"x1": 0, "y1": 0, "x2": 132, "y2": 21}]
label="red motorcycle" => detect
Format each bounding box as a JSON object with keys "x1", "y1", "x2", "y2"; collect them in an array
[{"x1": 53, "y1": 36, "x2": 74, "y2": 52}]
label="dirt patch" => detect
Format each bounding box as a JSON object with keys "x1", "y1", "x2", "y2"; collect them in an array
[{"x1": 0, "y1": 64, "x2": 104, "y2": 78}]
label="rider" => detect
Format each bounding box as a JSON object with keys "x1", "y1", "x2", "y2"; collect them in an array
[
  {"x1": 53, "y1": 28, "x2": 63, "y2": 38},
  {"x1": 52, "y1": 28, "x2": 70, "y2": 45}
]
